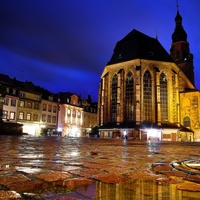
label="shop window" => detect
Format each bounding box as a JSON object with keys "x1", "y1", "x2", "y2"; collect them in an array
[
  {"x1": 19, "y1": 112, "x2": 24, "y2": 120},
  {"x1": 10, "y1": 112, "x2": 15, "y2": 120},
  {"x1": 2, "y1": 110, "x2": 8, "y2": 119},
  {"x1": 27, "y1": 113, "x2": 31, "y2": 120}
]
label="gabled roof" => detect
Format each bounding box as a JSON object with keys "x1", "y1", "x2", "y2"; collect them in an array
[
  {"x1": 0, "y1": 73, "x2": 12, "y2": 85},
  {"x1": 108, "y1": 29, "x2": 173, "y2": 65}
]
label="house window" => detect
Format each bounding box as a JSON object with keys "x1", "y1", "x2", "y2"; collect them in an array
[
  {"x1": 19, "y1": 112, "x2": 24, "y2": 120},
  {"x1": 12, "y1": 89, "x2": 16, "y2": 95},
  {"x1": 27, "y1": 102, "x2": 32, "y2": 108},
  {"x1": 47, "y1": 115, "x2": 51, "y2": 123},
  {"x1": 111, "y1": 74, "x2": 118, "y2": 122},
  {"x1": 143, "y1": 70, "x2": 152, "y2": 121},
  {"x1": 48, "y1": 105, "x2": 52, "y2": 112},
  {"x1": 160, "y1": 72, "x2": 168, "y2": 122},
  {"x1": 43, "y1": 104, "x2": 47, "y2": 111},
  {"x1": 10, "y1": 112, "x2": 15, "y2": 120},
  {"x1": 34, "y1": 103, "x2": 39, "y2": 109},
  {"x1": 53, "y1": 106, "x2": 57, "y2": 113},
  {"x1": 19, "y1": 92, "x2": 25, "y2": 98},
  {"x1": 52, "y1": 116, "x2": 56, "y2": 123},
  {"x1": 4, "y1": 98, "x2": 9, "y2": 105},
  {"x1": 2, "y1": 111, "x2": 8, "y2": 119},
  {"x1": 42, "y1": 114, "x2": 46, "y2": 122},
  {"x1": 27, "y1": 113, "x2": 31, "y2": 120},
  {"x1": 33, "y1": 114, "x2": 38, "y2": 121},
  {"x1": 34, "y1": 95, "x2": 40, "y2": 101},
  {"x1": 125, "y1": 71, "x2": 134, "y2": 121},
  {"x1": 6, "y1": 87, "x2": 10, "y2": 93},
  {"x1": 11, "y1": 99, "x2": 16, "y2": 107},
  {"x1": 19, "y1": 101, "x2": 25, "y2": 107}
]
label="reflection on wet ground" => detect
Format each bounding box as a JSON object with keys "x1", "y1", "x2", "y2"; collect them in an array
[{"x1": 0, "y1": 136, "x2": 200, "y2": 199}]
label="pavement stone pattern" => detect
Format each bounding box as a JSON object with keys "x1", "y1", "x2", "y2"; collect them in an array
[{"x1": 0, "y1": 136, "x2": 200, "y2": 199}]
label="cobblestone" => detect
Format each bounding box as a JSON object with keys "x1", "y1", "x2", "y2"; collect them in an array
[{"x1": 0, "y1": 136, "x2": 200, "y2": 199}]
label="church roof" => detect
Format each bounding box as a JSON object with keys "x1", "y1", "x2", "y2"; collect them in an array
[{"x1": 108, "y1": 29, "x2": 173, "y2": 65}]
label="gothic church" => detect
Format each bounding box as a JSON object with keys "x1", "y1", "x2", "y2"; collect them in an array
[{"x1": 98, "y1": 6, "x2": 200, "y2": 141}]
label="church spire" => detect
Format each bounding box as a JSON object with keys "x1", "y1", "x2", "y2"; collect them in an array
[
  {"x1": 171, "y1": 1, "x2": 187, "y2": 43},
  {"x1": 170, "y1": 2, "x2": 195, "y2": 86}
]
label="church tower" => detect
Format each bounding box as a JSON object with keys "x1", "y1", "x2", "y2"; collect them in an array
[{"x1": 170, "y1": 3, "x2": 195, "y2": 86}]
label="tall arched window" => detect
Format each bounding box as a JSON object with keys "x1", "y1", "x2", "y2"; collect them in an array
[
  {"x1": 160, "y1": 72, "x2": 168, "y2": 122},
  {"x1": 125, "y1": 71, "x2": 134, "y2": 121},
  {"x1": 143, "y1": 70, "x2": 152, "y2": 121},
  {"x1": 111, "y1": 74, "x2": 118, "y2": 122}
]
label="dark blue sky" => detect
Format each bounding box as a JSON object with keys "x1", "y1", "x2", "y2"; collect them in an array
[{"x1": 0, "y1": 0, "x2": 200, "y2": 101}]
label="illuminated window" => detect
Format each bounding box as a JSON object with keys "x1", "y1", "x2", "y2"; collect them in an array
[
  {"x1": 125, "y1": 71, "x2": 134, "y2": 121},
  {"x1": 183, "y1": 116, "x2": 190, "y2": 127},
  {"x1": 67, "y1": 109, "x2": 70, "y2": 114},
  {"x1": 27, "y1": 102, "x2": 32, "y2": 108},
  {"x1": 143, "y1": 71, "x2": 152, "y2": 121},
  {"x1": 4, "y1": 98, "x2": 9, "y2": 105},
  {"x1": 43, "y1": 104, "x2": 47, "y2": 111},
  {"x1": 27, "y1": 113, "x2": 31, "y2": 120},
  {"x1": 160, "y1": 72, "x2": 168, "y2": 122},
  {"x1": 33, "y1": 114, "x2": 38, "y2": 121},
  {"x1": 19, "y1": 101, "x2": 24, "y2": 107},
  {"x1": 11, "y1": 99, "x2": 16, "y2": 107},
  {"x1": 42, "y1": 114, "x2": 46, "y2": 122},
  {"x1": 10, "y1": 112, "x2": 15, "y2": 120},
  {"x1": 111, "y1": 74, "x2": 117, "y2": 122},
  {"x1": 2, "y1": 111, "x2": 8, "y2": 119},
  {"x1": 19, "y1": 112, "x2": 24, "y2": 120}
]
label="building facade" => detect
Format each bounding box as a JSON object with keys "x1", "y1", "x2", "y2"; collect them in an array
[
  {"x1": 98, "y1": 8, "x2": 198, "y2": 141},
  {"x1": 40, "y1": 97, "x2": 59, "y2": 136}
]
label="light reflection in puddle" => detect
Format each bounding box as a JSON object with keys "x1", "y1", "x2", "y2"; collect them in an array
[
  {"x1": 15, "y1": 166, "x2": 43, "y2": 174},
  {"x1": 17, "y1": 154, "x2": 45, "y2": 158},
  {"x1": 94, "y1": 180, "x2": 200, "y2": 199},
  {"x1": 28, "y1": 179, "x2": 200, "y2": 199}
]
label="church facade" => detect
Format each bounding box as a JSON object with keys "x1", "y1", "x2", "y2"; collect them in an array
[{"x1": 98, "y1": 8, "x2": 200, "y2": 141}]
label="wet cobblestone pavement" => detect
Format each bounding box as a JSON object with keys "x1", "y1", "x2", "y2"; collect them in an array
[{"x1": 0, "y1": 136, "x2": 200, "y2": 199}]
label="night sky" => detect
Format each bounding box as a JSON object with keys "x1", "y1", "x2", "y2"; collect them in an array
[{"x1": 0, "y1": 0, "x2": 200, "y2": 102}]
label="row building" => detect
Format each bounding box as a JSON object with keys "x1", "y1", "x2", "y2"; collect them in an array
[{"x1": 0, "y1": 74, "x2": 97, "y2": 136}]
